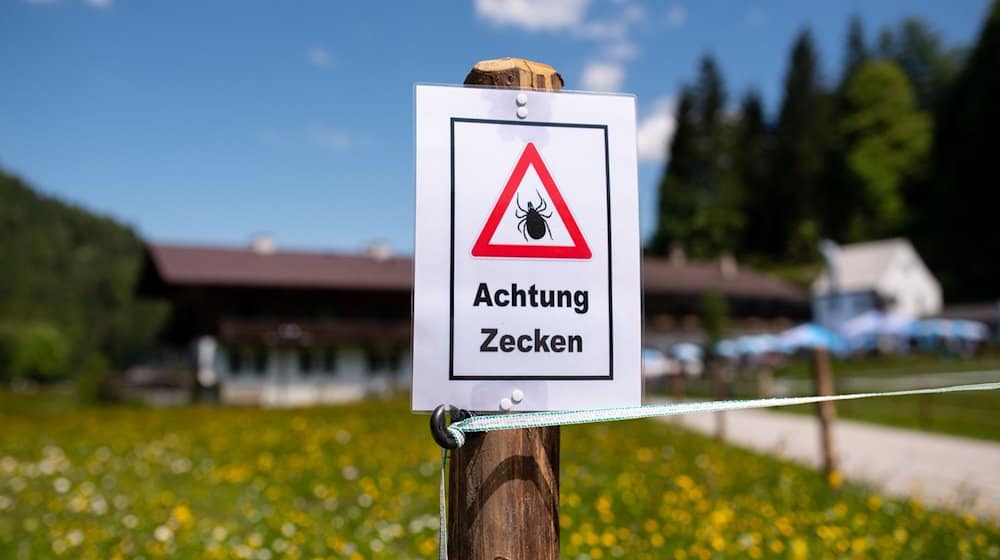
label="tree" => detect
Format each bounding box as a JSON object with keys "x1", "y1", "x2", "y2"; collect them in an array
[
  {"x1": 822, "y1": 18, "x2": 873, "y2": 244},
  {"x1": 923, "y1": 0, "x2": 1000, "y2": 299},
  {"x1": 734, "y1": 90, "x2": 773, "y2": 256},
  {"x1": 772, "y1": 30, "x2": 832, "y2": 258},
  {"x1": 648, "y1": 88, "x2": 699, "y2": 255},
  {"x1": 879, "y1": 18, "x2": 964, "y2": 110},
  {"x1": 842, "y1": 16, "x2": 869, "y2": 84},
  {"x1": 699, "y1": 289, "x2": 729, "y2": 350},
  {"x1": 837, "y1": 61, "x2": 931, "y2": 240},
  {"x1": 649, "y1": 55, "x2": 744, "y2": 258},
  {"x1": 688, "y1": 55, "x2": 744, "y2": 257},
  {"x1": 0, "y1": 322, "x2": 70, "y2": 382}
]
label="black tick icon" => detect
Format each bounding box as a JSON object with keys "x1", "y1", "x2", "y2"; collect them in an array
[{"x1": 515, "y1": 190, "x2": 554, "y2": 242}]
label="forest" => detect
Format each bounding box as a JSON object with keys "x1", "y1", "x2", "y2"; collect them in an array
[
  {"x1": 0, "y1": 170, "x2": 166, "y2": 383},
  {"x1": 648, "y1": 6, "x2": 1000, "y2": 301}
]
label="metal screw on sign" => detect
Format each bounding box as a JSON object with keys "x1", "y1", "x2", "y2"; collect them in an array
[{"x1": 516, "y1": 92, "x2": 529, "y2": 118}]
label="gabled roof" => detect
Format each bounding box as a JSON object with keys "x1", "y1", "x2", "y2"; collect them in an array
[
  {"x1": 642, "y1": 258, "x2": 806, "y2": 302},
  {"x1": 141, "y1": 243, "x2": 412, "y2": 292},
  {"x1": 935, "y1": 302, "x2": 999, "y2": 325},
  {"x1": 812, "y1": 238, "x2": 921, "y2": 294},
  {"x1": 139, "y1": 243, "x2": 806, "y2": 304}
]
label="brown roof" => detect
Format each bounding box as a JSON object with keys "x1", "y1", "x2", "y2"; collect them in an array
[
  {"x1": 935, "y1": 302, "x2": 999, "y2": 324},
  {"x1": 144, "y1": 243, "x2": 412, "y2": 291},
  {"x1": 641, "y1": 257, "x2": 806, "y2": 302},
  {"x1": 142, "y1": 243, "x2": 806, "y2": 303}
]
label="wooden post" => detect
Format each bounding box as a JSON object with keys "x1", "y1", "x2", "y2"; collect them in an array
[
  {"x1": 447, "y1": 58, "x2": 563, "y2": 560},
  {"x1": 757, "y1": 368, "x2": 773, "y2": 398},
  {"x1": 918, "y1": 392, "x2": 933, "y2": 429},
  {"x1": 711, "y1": 361, "x2": 726, "y2": 441},
  {"x1": 670, "y1": 372, "x2": 685, "y2": 401},
  {"x1": 811, "y1": 348, "x2": 838, "y2": 476}
]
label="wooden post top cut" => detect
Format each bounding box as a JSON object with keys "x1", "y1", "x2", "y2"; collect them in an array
[{"x1": 464, "y1": 57, "x2": 564, "y2": 91}]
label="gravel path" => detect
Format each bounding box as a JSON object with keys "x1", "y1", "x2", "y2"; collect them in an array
[{"x1": 660, "y1": 405, "x2": 1000, "y2": 521}]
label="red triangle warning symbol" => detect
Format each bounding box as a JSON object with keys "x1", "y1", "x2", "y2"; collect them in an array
[{"x1": 471, "y1": 142, "x2": 592, "y2": 259}]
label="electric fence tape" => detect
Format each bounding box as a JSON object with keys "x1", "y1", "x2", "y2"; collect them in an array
[{"x1": 437, "y1": 381, "x2": 1000, "y2": 559}]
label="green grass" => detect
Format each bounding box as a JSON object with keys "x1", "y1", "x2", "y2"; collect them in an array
[
  {"x1": 771, "y1": 351, "x2": 1000, "y2": 380},
  {"x1": 780, "y1": 390, "x2": 1000, "y2": 442},
  {"x1": 0, "y1": 392, "x2": 997, "y2": 559}
]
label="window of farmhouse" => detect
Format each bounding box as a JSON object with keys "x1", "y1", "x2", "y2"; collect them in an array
[
  {"x1": 253, "y1": 347, "x2": 268, "y2": 375},
  {"x1": 298, "y1": 348, "x2": 313, "y2": 375}
]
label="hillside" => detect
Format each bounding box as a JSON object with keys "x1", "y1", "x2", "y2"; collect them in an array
[{"x1": 0, "y1": 168, "x2": 165, "y2": 380}]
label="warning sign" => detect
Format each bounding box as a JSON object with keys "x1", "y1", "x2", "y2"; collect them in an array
[
  {"x1": 471, "y1": 142, "x2": 592, "y2": 259},
  {"x1": 413, "y1": 85, "x2": 641, "y2": 412}
]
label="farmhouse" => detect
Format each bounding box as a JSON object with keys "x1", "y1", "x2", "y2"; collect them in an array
[
  {"x1": 812, "y1": 238, "x2": 942, "y2": 330},
  {"x1": 138, "y1": 240, "x2": 808, "y2": 406}
]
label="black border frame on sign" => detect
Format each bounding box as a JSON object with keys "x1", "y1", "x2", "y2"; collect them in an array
[{"x1": 449, "y1": 117, "x2": 613, "y2": 381}]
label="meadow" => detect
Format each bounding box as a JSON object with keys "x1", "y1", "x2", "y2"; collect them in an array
[{"x1": 1, "y1": 392, "x2": 998, "y2": 559}]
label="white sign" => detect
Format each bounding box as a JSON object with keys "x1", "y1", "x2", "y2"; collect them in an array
[{"x1": 412, "y1": 84, "x2": 641, "y2": 412}]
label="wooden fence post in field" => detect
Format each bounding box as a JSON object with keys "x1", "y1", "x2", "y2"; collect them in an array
[
  {"x1": 811, "y1": 348, "x2": 838, "y2": 477},
  {"x1": 757, "y1": 368, "x2": 773, "y2": 398},
  {"x1": 711, "y1": 363, "x2": 727, "y2": 441},
  {"x1": 447, "y1": 57, "x2": 563, "y2": 560},
  {"x1": 671, "y1": 370, "x2": 686, "y2": 400},
  {"x1": 918, "y1": 392, "x2": 933, "y2": 429}
]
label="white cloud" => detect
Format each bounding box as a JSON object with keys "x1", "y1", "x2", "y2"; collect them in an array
[
  {"x1": 580, "y1": 61, "x2": 624, "y2": 92},
  {"x1": 307, "y1": 47, "x2": 334, "y2": 69},
  {"x1": 636, "y1": 98, "x2": 677, "y2": 163},
  {"x1": 570, "y1": 3, "x2": 643, "y2": 40},
  {"x1": 574, "y1": 19, "x2": 627, "y2": 40},
  {"x1": 474, "y1": 0, "x2": 589, "y2": 31},
  {"x1": 602, "y1": 41, "x2": 638, "y2": 61},
  {"x1": 666, "y1": 4, "x2": 686, "y2": 28},
  {"x1": 309, "y1": 127, "x2": 351, "y2": 151}
]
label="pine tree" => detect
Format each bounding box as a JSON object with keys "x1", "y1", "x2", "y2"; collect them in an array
[
  {"x1": 884, "y1": 19, "x2": 964, "y2": 110},
  {"x1": 823, "y1": 18, "x2": 871, "y2": 243},
  {"x1": 772, "y1": 30, "x2": 832, "y2": 258},
  {"x1": 842, "y1": 16, "x2": 869, "y2": 84},
  {"x1": 924, "y1": 0, "x2": 1000, "y2": 299},
  {"x1": 689, "y1": 55, "x2": 743, "y2": 257},
  {"x1": 735, "y1": 90, "x2": 773, "y2": 256},
  {"x1": 695, "y1": 56, "x2": 726, "y2": 145},
  {"x1": 648, "y1": 55, "x2": 743, "y2": 257},
  {"x1": 648, "y1": 88, "x2": 698, "y2": 255}
]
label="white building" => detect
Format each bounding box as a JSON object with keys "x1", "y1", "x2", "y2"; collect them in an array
[{"x1": 812, "y1": 238, "x2": 942, "y2": 330}]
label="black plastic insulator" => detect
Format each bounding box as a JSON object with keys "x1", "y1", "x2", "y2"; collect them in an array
[{"x1": 430, "y1": 404, "x2": 471, "y2": 449}]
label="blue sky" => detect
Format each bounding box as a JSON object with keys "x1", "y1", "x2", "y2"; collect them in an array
[{"x1": 0, "y1": 0, "x2": 990, "y2": 254}]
